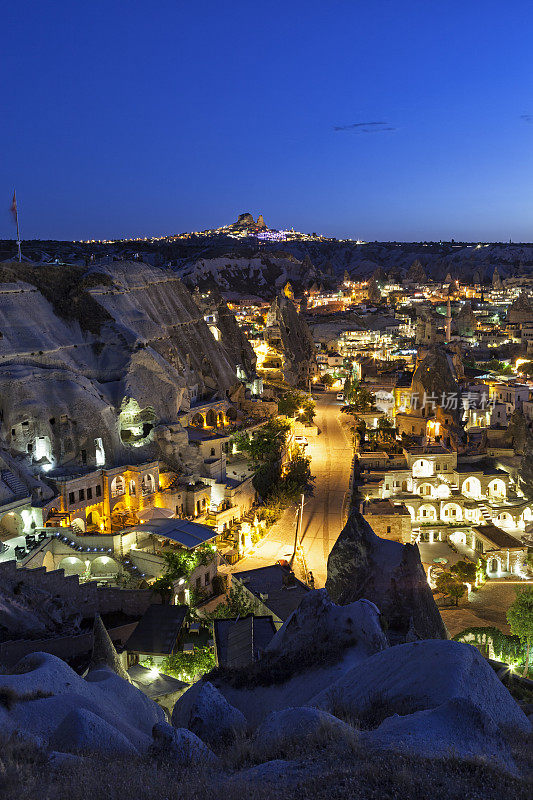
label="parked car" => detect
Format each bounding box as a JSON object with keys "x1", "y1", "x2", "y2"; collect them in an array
[
  {"x1": 336, "y1": 392, "x2": 344, "y2": 401},
  {"x1": 294, "y1": 436, "x2": 308, "y2": 447}
]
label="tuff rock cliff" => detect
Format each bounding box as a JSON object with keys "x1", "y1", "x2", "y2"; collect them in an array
[{"x1": 0, "y1": 260, "x2": 243, "y2": 473}]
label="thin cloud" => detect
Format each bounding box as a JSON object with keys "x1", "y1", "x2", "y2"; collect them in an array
[
  {"x1": 520, "y1": 114, "x2": 533, "y2": 124},
  {"x1": 333, "y1": 121, "x2": 396, "y2": 133}
]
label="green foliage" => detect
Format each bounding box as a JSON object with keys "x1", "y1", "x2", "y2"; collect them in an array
[
  {"x1": 434, "y1": 571, "x2": 466, "y2": 605},
  {"x1": 486, "y1": 358, "x2": 513, "y2": 376},
  {"x1": 233, "y1": 418, "x2": 291, "y2": 466},
  {"x1": 150, "y1": 575, "x2": 173, "y2": 604},
  {"x1": 206, "y1": 582, "x2": 254, "y2": 619},
  {"x1": 162, "y1": 543, "x2": 216, "y2": 581},
  {"x1": 507, "y1": 587, "x2": 533, "y2": 676},
  {"x1": 453, "y1": 626, "x2": 525, "y2": 667},
  {"x1": 253, "y1": 458, "x2": 282, "y2": 499},
  {"x1": 343, "y1": 375, "x2": 359, "y2": 405},
  {"x1": 320, "y1": 373, "x2": 335, "y2": 388},
  {"x1": 282, "y1": 454, "x2": 313, "y2": 498},
  {"x1": 277, "y1": 391, "x2": 315, "y2": 423},
  {"x1": 155, "y1": 646, "x2": 215, "y2": 683},
  {"x1": 450, "y1": 560, "x2": 477, "y2": 584}
]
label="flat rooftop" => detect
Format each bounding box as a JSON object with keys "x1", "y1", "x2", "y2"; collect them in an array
[{"x1": 233, "y1": 564, "x2": 309, "y2": 622}]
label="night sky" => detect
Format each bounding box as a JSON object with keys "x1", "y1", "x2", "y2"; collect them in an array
[{"x1": 2, "y1": 1, "x2": 533, "y2": 242}]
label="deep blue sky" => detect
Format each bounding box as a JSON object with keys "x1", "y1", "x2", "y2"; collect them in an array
[{"x1": 2, "y1": 1, "x2": 533, "y2": 241}]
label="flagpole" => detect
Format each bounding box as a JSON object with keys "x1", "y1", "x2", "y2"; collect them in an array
[
  {"x1": 14, "y1": 192, "x2": 21, "y2": 263},
  {"x1": 11, "y1": 190, "x2": 21, "y2": 262}
]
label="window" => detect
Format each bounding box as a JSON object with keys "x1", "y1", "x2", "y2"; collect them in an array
[
  {"x1": 204, "y1": 573, "x2": 210, "y2": 586},
  {"x1": 68, "y1": 492, "x2": 75, "y2": 504},
  {"x1": 196, "y1": 577, "x2": 201, "y2": 590},
  {"x1": 436, "y1": 464, "x2": 440, "y2": 471},
  {"x1": 210, "y1": 448, "x2": 216, "y2": 456},
  {"x1": 95, "y1": 485, "x2": 102, "y2": 497},
  {"x1": 443, "y1": 464, "x2": 448, "y2": 471},
  {"x1": 80, "y1": 449, "x2": 87, "y2": 464},
  {"x1": 78, "y1": 489, "x2": 85, "y2": 501},
  {"x1": 87, "y1": 487, "x2": 92, "y2": 500},
  {"x1": 386, "y1": 526, "x2": 391, "y2": 534}
]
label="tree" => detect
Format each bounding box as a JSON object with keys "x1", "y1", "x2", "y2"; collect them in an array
[
  {"x1": 208, "y1": 582, "x2": 254, "y2": 619},
  {"x1": 277, "y1": 391, "x2": 315, "y2": 423},
  {"x1": 253, "y1": 459, "x2": 282, "y2": 499},
  {"x1": 353, "y1": 386, "x2": 374, "y2": 411},
  {"x1": 321, "y1": 373, "x2": 334, "y2": 388},
  {"x1": 232, "y1": 418, "x2": 291, "y2": 466},
  {"x1": 151, "y1": 575, "x2": 173, "y2": 605},
  {"x1": 434, "y1": 572, "x2": 466, "y2": 606},
  {"x1": 507, "y1": 586, "x2": 533, "y2": 676},
  {"x1": 344, "y1": 375, "x2": 358, "y2": 405},
  {"x1": 450, "y1": 560, "x2": 477, "y2": 585},
  {"x1": 282, "y1": 454, "x2": 313, "y2": 499}
]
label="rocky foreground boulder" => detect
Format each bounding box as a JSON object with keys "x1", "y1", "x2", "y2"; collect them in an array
[
  {"x1": 265, "y1": 588, "x2": 388, "y2": 659},
  {"x1": 0, "y1": 652, "x2": 164, "y2": 754},
  {"x1": 172, "y1": 680, "x2": 247, "y2": 746},
  {"x1": 326, "y1": 512, "x2": 447, "y2": 640},
  {"x1": 311, "y1": 639, "x2": 531, "y2": 735}
]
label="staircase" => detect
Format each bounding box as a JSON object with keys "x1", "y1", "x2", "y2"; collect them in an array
[
  {"x1": 479, "y1": 503, "x2": 493, "y2": 524},
  {"x1": 1, "y1": 470, "x2": 28, "y2": 499}
]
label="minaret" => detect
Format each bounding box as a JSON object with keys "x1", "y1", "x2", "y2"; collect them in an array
[{"x1": 445, "y1": 297, "x2": 452, "y2": 343}]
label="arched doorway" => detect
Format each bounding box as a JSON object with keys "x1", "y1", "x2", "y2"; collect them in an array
[
  {"x1": 86, "y1": 509, "x2": 102, "y2": 531},
  {"x1": 191, "y1": 412, "x2": 205, "y2": 428},
  {"x1": 462, "y1": 476, "x2": 481, "y2": 499},
  {"x1": 90, "y1": 555, "x2": 119, "y2": 578},
  {"x1": 71, "y1": 517, "x2": 86, "y2": 534},
  {"x1": 58, "y1": 556, "x2": 86, "y2": 576},
  {"x1": 226, "y1": 407, "x2": 238, "y2": 422},
  {"x1": 141, "y1": 474, "x2": 155, "y2": 495},
  {"x1": 488, "y1": 479, "x2": 506, "y2": 500},
  {"x1": 0, "y1": 511, "x2": 24, "y2": 540},
  {"x1": 111, "y1": 476, "x2": 125, "y2": 498},
  {"x1": 206, "y1": 409, "x2": 217, "y2": 427},
  {"x1": 418, "y1": 483, "x2": 434, "y2": 497}
]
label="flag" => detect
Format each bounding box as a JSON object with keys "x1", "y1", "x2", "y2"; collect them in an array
[{"x1": 10, "y1": 190, "x2": 18, "y2": 224}]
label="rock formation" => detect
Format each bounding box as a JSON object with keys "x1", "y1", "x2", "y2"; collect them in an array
[
  {"x1": 265, "y1": 588, "x2": 387, "y2": 659},
  {"x1": 406, "y1": 259, "x2": 426, "y2": 283},
  {"x1": 88, "y1": 614, "x2": 131, "y2": 682},
  {"x1": 0, "y1": 260, "x2": 244, "y2": 474},
  {"x1": 325, "y1": 513, "x2": 447, "y2": 641},
  {"x1": 264, "y1": 294, "x2": 317, "y2": 386}
]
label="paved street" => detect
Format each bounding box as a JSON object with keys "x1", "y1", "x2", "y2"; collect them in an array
[{"x1": 226, "y1": 393, "x2": 354, "y2": 587}]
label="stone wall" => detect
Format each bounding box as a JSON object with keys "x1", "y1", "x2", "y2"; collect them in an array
[
  {"x1": 363, "y1": 512, "x2": 412, "y2": 544},
  {"x1": 0, "y1": 622, "x2": 137, "y2": 667}
]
